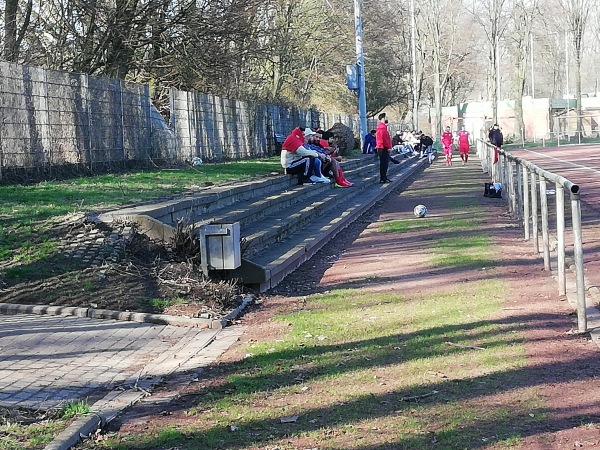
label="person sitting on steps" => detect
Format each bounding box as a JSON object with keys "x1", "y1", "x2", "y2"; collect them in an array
[
  {"x1": 280, "y1": 126, "x2": 330, "y2": 184},
  {"x1": 304, "y1": 129, "x2": 353, "y2": 187}
]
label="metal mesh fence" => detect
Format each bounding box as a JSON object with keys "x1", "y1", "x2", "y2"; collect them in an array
[
  {"x1": 0, "y1": 61, "x2": 153, "y2": 180},
  {"x1": 169, "y1": 90, "x2": 362, "y2": 162},
  {"x1": 0, "y1": 62, "x2": 374, "y2": 180}
]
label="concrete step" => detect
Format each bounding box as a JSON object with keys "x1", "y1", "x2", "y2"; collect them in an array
[
  {"x1": 233, "y1": 157, "x2": 428, "y2": 291},
  {"x1": 98, "y1": 158, "x2": 366, "y2": 227},
  {"x1": 189, "y1": 159, "x2": 378, "y2": 232}
]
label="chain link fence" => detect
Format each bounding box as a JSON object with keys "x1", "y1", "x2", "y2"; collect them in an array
[{"x1": 0, "y1": 62, "x2": 371, "y2": 182}]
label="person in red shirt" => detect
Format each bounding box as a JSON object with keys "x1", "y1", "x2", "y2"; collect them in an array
[
  {"x1": 457, "y1": 125, "x2": 470, "y2": 165},
  {"x1": 441, "y1": 126, "x2": 454, "y2": 166},
  {"x1": 376, "y1": 112, "x2": 394, "y2": 183}
]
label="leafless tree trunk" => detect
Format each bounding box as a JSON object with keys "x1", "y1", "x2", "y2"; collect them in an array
[
  {"x1": 560, "y1": 0, "x2": 592, "y2": 135},
  {"x1": 511, "y1": 0, "x2": 538, "y2": 140},
  {"x1": 3, "y1": 0, "x2": 33, "y2": 61},
  {"x1": 421, "y1": 0, "x2": 460, "y2": 136},
  {"x1": 469, "y1": 0, "x2": 508, "y2": 124}
]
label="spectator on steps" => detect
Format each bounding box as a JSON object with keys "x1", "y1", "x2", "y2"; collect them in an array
[
  {"x1": 305, "y1": 129, "x2": 353, "y2": 187},
  {"x1": 280, "y1": 127, "x2": 330, "y2": 184},
  {"x1": 363, "y1": 129, "x2": 377, "y2": 154}
]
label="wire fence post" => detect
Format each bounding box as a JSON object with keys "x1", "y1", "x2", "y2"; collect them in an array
[
  {"x1": 555, "y1": 182, "x2": 566, "y2": 297},
  {"x1": 570, "y1": 191, "x2": 587, "y2": 332},
  {"x1": 522, "y1": 165, "x2": 530, "y2": 240},
  {"x1": 530, "y1": 171, "x2": 539, "y2": 254},
  {"x1": 539, "y1": 175, "x2": 551, "y2": 271}
]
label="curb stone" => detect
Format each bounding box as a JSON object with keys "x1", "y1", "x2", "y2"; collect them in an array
[{"x1": 0, "y1": 297, "x2": 255, "y2": 328}]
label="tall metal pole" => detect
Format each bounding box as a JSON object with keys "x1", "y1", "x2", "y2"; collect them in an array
[
  {"x1": 530, "y1": 33, "x2": 535, "y2": 99},
  {"x1": 570, "y1": 192, "x2": 586, "y2": 332},
  {"x1": 565, "y1": 30, "x2": 569, "y2": 97},
  {"x1": 496, "y1": 34, "x2": 501, "y2": 107},
  {"x1": 354, "y1": 0, "x2": 368, "y2": 148},
  {"x1": 410, "y1": 0, "x2": 418, "y2": 130}
]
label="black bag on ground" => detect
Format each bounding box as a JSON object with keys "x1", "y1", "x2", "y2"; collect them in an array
[{"x1": 484, "y1": 182, "x2": 502, "y2": 198}]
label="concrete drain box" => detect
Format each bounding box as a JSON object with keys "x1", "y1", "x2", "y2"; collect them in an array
[{"x1": 199, "y1": 222, "x2": 241, "y2": 275}]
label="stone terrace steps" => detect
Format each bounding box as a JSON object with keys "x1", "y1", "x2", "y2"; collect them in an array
[
  {"x1": 98, "y1": 155, "x2": 427, "y2": 291},
  {"x1": 237, "y1": 157, "x2": 425, "y2": 290},
  {"x1": 189, "y1": 159, "x2": 368, "y2": 232}
]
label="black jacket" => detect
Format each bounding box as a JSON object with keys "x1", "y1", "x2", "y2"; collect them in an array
[
  {"x1": 489, "y1": 128, "x2": 503, "y2": 146},
  {"x1": 420, "y1": 135, "x2": 434, "y2": 147}
]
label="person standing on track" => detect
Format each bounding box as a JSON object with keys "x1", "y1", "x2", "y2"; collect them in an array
[
  {"x1": 376, "y1": 112, "x2": 394, "y2": 183},
  {"x1": 441, "y1": 126, "x2": 454, "y2": 166},
  {"x1": 457, "y1": 125, "x2": 470, "y2": 165}
]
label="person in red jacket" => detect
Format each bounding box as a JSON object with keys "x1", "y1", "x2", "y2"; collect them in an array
[
  {"x1": 376, "y1": 112, "x2": 394, "y2": 183},
  {"x1": 457, "y1": 125, "x2": 470, "y2": 165},
  {"x1": 441, "y1": 126, "x2": 454, "y2": 166}
]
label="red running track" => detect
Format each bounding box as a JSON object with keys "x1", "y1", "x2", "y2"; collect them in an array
[{"x1": 510, "y1": 145, "x2": 600, "y2": 302}]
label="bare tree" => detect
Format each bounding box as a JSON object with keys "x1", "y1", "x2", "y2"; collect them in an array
[
  {"x1": 469, "y1": 0, "x2": 509, "y2": 124},
  {"x1": 559, "y1": 0, "x2": 592, "y2": 134},
  {"x1": 508, "y1": 0, "x2": 538, "y2": 139},
  {"x1": 419, "y1": 0, "x2": 463, "y2": 136},
  {"x1": 3, "y1": 0, "x2": 33, "y2": 61}
]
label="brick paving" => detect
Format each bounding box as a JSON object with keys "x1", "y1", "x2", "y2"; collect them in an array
[{"x1": 0, "y1": 313, "x2": 222, "y2": 409}]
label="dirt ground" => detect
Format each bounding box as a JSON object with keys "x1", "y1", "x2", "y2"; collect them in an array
[
  {"x1": 99, "y1": 163, "x2": 600, "y2": 449},
  {"x1": 0, "y1": 217, "x2": 245, "y2": 318}
]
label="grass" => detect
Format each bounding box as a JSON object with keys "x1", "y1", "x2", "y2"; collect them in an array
[
  {"x1": 77, "y1": 281, "x2": 540, "y2": 450},
  {"x1": 0, "y1": 421, "x2": 66, "y2": 450},
  {"x1": 60, "y1": 401, "x2": 91, "y2": 420},
  {"x1": 149, "y1": 297, "x2": 187, "y2": 309},
  {"x1": 0, "y1": 402, "x2": 92, "y2": 450},
  {"x1": 0, "y1": 159, "x2": 280, "y2": 278},
  {"x1": 74, "y1": 208, "x2": 546, "y2": 450}
]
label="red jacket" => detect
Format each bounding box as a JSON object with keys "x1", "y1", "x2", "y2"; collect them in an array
[
  {"x1": 282, "y1": 127, "x2": 305, "y2": 153},
  {"x1": 441, "y1": 131, "x2": 453, "y2": 146},
  {"x1": 457, "y1": 130, "x2": 470, "y2": 151},
  {"x1": 376, "y1": 121, "x2": 392, "y2": 150}
]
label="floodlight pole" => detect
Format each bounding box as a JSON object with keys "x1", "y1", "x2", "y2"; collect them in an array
[
  {"x1": 354, "y1": 0, "x2": 368, "y2": 148},
  {"x1": 410, "y1": 0, "x2": 418, "y2": 130}
]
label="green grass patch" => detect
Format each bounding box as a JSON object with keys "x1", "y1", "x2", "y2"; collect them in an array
[
  {"x1": 379, "y1": 217, "x2": 474, "y2": 233},
  {"x1": 0, "y1": 159, "x2": 279, "y2": 278},
  {"x1": 60, "y1": 400, "x2": 91, "y2": 420},
  {"x1": 431, "y1": 234, "x2": 496, "y2": 268},
  {"x1": 0, "y1": 421, "x2": 66, "y2": 449},
  {"x1": 82, "y1": 278, "x2": 545, "y2": 449},
  {"x1": 149, "y1": 297, "x2": 187, "y2": 309}
]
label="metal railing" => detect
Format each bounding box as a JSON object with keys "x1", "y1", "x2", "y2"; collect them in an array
[{"x1": 477, "y1": 140, "x2": 587, "y2": 332}]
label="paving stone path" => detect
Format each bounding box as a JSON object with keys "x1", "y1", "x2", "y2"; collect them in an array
[{"x1": 0, "y1": 313, "x2": 224, "y2": 409}]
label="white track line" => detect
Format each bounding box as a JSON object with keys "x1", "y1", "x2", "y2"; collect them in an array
[{"x1": 520, "y1": 148, "x2": 600, "y2": 177}]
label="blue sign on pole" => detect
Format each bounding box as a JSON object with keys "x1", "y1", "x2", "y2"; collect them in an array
[{"x1": 346, "y1": 65, "x2": 358, "y2": 91}]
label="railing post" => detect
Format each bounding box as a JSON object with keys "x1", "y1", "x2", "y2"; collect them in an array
[
  {"x1": 555, "y1": 183, "x2": 566, "y2": 297},
  {"x1": 522, "y1": 165, "x2": 530, "y2": 240},
  {"x1": 570, "y1": 192, "x2": 587, "y2": 333},
  {"x1": 531, "y1": 171, "x2": 539, "y2": 254},
  {"x1": 539, "y1": 175, "x2": 551, "y2": 270},
  {"x1": 508, "y1": 160, "x2": 516, "y2": 214},
  {"x1": 516, "y1": 161, "x2": 523, "y2": 221}
]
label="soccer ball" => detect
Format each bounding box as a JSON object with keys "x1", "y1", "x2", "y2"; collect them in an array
[{"x1": 414, "y1": 204, "x2": 427, "y2": 218}]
